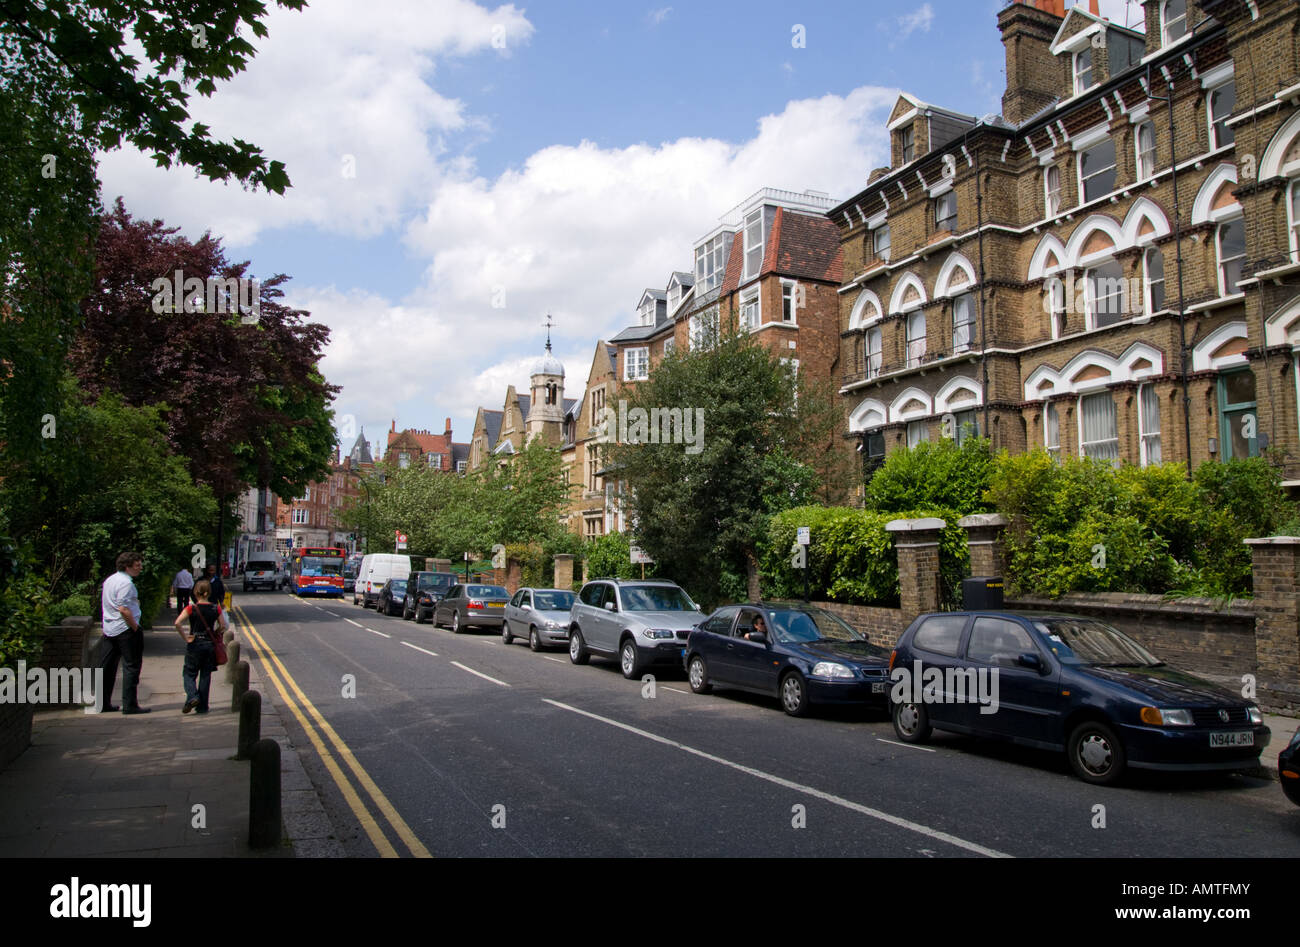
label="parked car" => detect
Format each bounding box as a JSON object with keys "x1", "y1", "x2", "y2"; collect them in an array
[
  {"x1": 354, "y1": 553, "x2": 411, "y2": 608},
  {"x1": 242, "y1": 555, "x2": 280, "y2": 592},
  {"x1": 402, "y1": 572, "x2": 459, "y2": 623},
  {"x1": 503, "y1": 588, "x2": 576, "y2": 650},
  {"x1": 684, "y1": 602, "x2": 891, "y2": 717},
  {"x1": 434, "y1": 584, "x2": 511, "y2": 633},
  {"x1": 889, "y1": 610, "x2": 1270, "y2": 785},
  {"x1": 568, "y1": 578, "x2": 707, "y2": 679},
  {"x1": 1281, "y1": 726, "x2": 1300, "y2": 807},
  {"x1": 377, "y1": 578, "x2": 408, "y2": 617}
]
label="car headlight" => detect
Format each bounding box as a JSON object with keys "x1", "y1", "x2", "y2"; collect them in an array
[
  {"x1": 1140, "y1": 707, "x2": 1194, "y2": 726},
  {"x1": 1248, "y1": 705, "x2": 1263, "y2": 726},
  {"x1": 642, "y1": 628, "x2": 674, "y2": 640},
  {"x1": 546, "y1": 620, "x2": 563, "y2": 630},
  {"x1": 811, "y1": 662, "x2": 855, "y2": 680}
]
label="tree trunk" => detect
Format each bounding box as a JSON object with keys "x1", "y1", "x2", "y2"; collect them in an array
[{"x1": 744, "y1": 548, "x2": 761, "y2": 602}]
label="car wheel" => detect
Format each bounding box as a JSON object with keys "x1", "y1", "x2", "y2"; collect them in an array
[
  {"x1": 529, "y1": 627, "x2": 541, "y2": 652},
  {"x1": 620, "y1": 639, "x2": 643, "y2": 680},
  {"x1": 569, "y1": 628, "x2": 589, "y2": 665},
  {"x1": 780, "y1": 671, "x2": 809, "y2": 717},
  {"x1": 892, "y1": 700, "x2": 932, "y2": 743},
  {"x1": 1068, "y1": 721, "x2": 1126, "y2": 785},
  {"x1": 502, "y1": 623, "x2": 513, "y2": 645},
  {"x1": 688, "y1": 654, "x2": 712, "y2": 695},
  {"x1": 452, "y1": 611, "x2": 462, "y2": 634}
]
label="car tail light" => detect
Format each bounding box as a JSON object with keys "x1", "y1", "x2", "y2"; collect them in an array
[
  {"x1": 468, "y1": 599, "x2": 483, "y2": 610},
  {"x1": 889, "y1": 649, "x2": 897, "y2": 671}
]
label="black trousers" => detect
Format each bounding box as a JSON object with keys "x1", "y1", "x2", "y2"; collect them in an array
[
  {"x1": 99, "y1": 628, "x2": 144, "y2": 710},
  {"x1": 176, "y1": 588, "x2": 192, "y2": 611}
]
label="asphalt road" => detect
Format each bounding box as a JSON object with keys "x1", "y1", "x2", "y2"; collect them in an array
[{"x1": 232, "y1": 592, "x2": 1300, "y2": 858}]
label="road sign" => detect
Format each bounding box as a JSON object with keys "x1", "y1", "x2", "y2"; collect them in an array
[
  {"x1": 630, "y1": 546, "x2": 654, "y2": 565},
  {"x1": 790, "y1": 542, "x2": 806, "y2": 570},
  {"x1": 796, "y1": 526, "x2": 810, "y2": 546},
  {"x1": 396, "y1": 531, "x2": 408, "y2": 551}
]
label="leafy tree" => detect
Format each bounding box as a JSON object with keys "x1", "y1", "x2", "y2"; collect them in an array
[
  {"x1": 605, "y1": 330, "x2": 817, "y2": 605},
  {"x1": 69, "y1": 200, "x2": 338, "y2": 502},
  {"x1": 0, "y1": 0, "x2": 304, "y2": 193}
]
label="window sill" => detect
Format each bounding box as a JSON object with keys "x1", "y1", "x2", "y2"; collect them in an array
[{"x1": 1186, "y1": 292, "x2": 1246, "y2": 314}]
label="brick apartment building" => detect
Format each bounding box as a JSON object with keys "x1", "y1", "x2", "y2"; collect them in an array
[
  {"x1": 834, "y1": 0, "x2": 1300, "y2": 486},
  {"x1": 275, "y1": 439, "x2": 367, "y2": 552}
]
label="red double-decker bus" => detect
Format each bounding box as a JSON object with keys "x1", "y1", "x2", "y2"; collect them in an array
[{"x1": 290, "y1": 547, "x2": 346, "y2": 597}]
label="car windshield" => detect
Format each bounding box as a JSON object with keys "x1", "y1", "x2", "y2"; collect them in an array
[
  {"x1": 247, "y1": 562, "x2": 275, "y2": 572},
  {"x1": 1033, "y1": 618, "x2": 1161, "y2": 667},
  {"x1": 388, "y1": 580, "x2": 407, "y2": 594},
  {"x1": 419, "y1": 574, "x2": 453, "y2": 590},
  {"x1": 767, "y1": 606, "x2": 874, "y2": 647},
  {"x1": 534, "y1": 591, "x2": 575, "y2": 611},
  {"x1": 621, "y1": 585, "x2": 694, "y2": 611},
  {"x1": 467, "y1": 585, "x2": 507, "y2": 598},
  {"x1": 301, "y1": 557, "x2": 341, "y2": 577}
]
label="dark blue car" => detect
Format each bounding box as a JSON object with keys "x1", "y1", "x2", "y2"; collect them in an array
[
  {"x1": 684, "y1": 602, "x2": 891, "y2": 716},
  {"x1": 889, "y1": 611, "x2": 1269, "y2": 785},
  {"x1": 1281, "y1": 727, "x2": 1300, "y2": 806}
]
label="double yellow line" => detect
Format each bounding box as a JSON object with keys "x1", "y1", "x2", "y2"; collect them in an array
[{"x1": 231, "y1": 604, "x2": 431, "y2": 858}]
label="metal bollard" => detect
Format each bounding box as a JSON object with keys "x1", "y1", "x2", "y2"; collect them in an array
[
  {"x1": 225, "y1": 642, "x2": 242, "y2": 683},
  {"x1": 230, "y1": 660, "x2": 249, "y2": 712},
  {"x1": 248, "y1": 738, "x2": 281, "y2": 849},
  {"x1": 237, "y1": 690, "x2": 261, "y2": 760}
]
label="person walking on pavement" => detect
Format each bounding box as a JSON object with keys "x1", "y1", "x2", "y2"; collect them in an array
[
  {"x1": 98, "y1": 551, "x2": 151, "y2": 714},
  {"x1": 173, "y1": 579, "x2": 226, "y2": 714},
  {"x1": 204, "y1": 564, "x2": 227, "y2": 610},
  {"x1": 171, "y1": 564, "x2": 195, "y2": 613}
]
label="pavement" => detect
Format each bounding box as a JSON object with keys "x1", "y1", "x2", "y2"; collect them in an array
[{"x1": 0, "y1": 603, "x2": 347, "y2": 858}]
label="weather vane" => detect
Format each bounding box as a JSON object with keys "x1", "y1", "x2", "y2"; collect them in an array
[{"x1": 544, "y1": 313, "x2": 555, "y2": 352}]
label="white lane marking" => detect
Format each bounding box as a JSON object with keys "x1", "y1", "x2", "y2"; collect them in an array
[
  {"x1": 367, "y1": 628, "x2": 392, "y2": 639},
  {"x1": 450, "y1": 662, "x2": 510, "y2": 688},
  {"x1": 663, "y1": 686, "x2": 690, "y2": 695},
  {"x1": 344, "y1": 618, "x2": 362, "y2": 627},
  {"x1": 400, "y1": 641, "x2": 437, "y2": 656},
  {"x1": 543, "y1": 656, "x2": 566, "y2": 664},
  {"x1": 542, "y1": 699, "x2": 1011, "y2": 859},
  {"x1": 877, "y1": 738, "x2": 936, "y2": 753}
]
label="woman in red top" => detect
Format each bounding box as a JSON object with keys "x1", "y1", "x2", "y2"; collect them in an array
[{"x1": 173, "y1": 579, "x2": 228, "y2": 714}]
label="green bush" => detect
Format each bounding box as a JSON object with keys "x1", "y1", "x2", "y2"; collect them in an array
[
  {"x1": 865, "y1": 435, "x2": 994, "y2": 516},
  {"x1": 583, "y1": 531, "x2": 651, "y2": 582},
  {"x1": 0, "y1": 540, "x2": 50, "y2": 668}
]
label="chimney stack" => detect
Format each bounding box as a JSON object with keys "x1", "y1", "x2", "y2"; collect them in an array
[{"x1": 998, "y1": 0, "x2": 1068, "y2": 125}]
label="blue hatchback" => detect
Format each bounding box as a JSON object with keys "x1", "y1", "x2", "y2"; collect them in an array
[
  {"x1": 889, "y1": 611, "x2": 1269, "y2": 785},
  {"x1": 684, "y1": 602, "x2": 891, "y2": 716}
]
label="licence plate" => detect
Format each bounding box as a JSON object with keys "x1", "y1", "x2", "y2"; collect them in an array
[
  {"x1": 871, "y1": 683, "x2": 886, "y2": 693},
  {"x1": 1210, "y1": 731, "x2": 1254, "y2": 748},
  {"x1": 489, "y1": 602, "x2": 505, "y2": 608}
]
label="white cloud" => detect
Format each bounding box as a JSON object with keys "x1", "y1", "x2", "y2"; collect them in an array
[
  {"x1": 647, "y1": 7, "x2": 673, "y2": 26},
  {"x1": 896, "y1": 4, "x2": 935, "y2": 40},
  {"x1": 97, "y1": 0, "x2": 534, "y2": 247}
]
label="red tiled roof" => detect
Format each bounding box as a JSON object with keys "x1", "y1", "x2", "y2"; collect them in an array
[
  {"x1": 719, "y1": 230, "x2": 744, "y2": 296},
  {"x1": 773, "y1": 210, "x2": 842, "y2": 283}
]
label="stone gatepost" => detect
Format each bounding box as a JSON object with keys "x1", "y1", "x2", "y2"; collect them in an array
[
  {"x1": 886, "y1": 517, "x2": 946, "y2": 619},
  {"x1": 1245, "y1": 536, "x2": 1300, "y2": 713},
  {"x1": 431, "y1": 558, "x2": 452, "y2": 573},
  {"x1": 553, "y1": 554, "x2": 575, "y2": 591},
  {"x1": 505, "y1": 558, "x2": 523, "y2": 595},
  {"x1": 958, "y1": 514, "x2": 1008, "y2": 578}
]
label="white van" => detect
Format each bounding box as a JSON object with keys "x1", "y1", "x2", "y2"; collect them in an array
[{"x1": 355, "y1": 553, "x2": 412, "y2": 608}]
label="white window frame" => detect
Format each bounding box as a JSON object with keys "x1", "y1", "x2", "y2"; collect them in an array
[
  {"x1": 690, "y1": 305, "x2": 719, "y2": 351},
  {"x1": 695, "y1": 234, "x2": 727, "y2": 294},
  {"x1": 900, "y1": 125, "x2": 915, "y2": 164},
  {"x1": 1073, "y1": 47, "x2": 1094, "y2": 95},
  {"x1": 872, "y1": 224, "x2": 891, "y2": 261},
  {"x1": 662, "y1": 337, "x2": 675, "y2": 357},
  {"x1": 1208, "y1": 81, "x2": 1236, "y2": 150},
  {"x1": 1161, "y1": 0, "x2": 1187, "y2": 46},
  {"x1": 866, "y1": 327, "x2": 883, "y2": 378},
  {"x1": 1217, "y1": 217, "x2": 1246, "y2": 296},
  {"x1": 1047, "y1": 277, "x2": 1067, "y2": 339},
  {"x1": 428, "y1": 453, "x2": 442, "y2": 469},
  {"x1": 1044, "y1": 165, "x2": 1062, "y2": 217},
  {"x1": 1288, "y1": 179, "x2": 1300, "y2": 261},
  {"x1": 907, "y1": 420, "x2": 929, "y2": 449},
  {"x1": 951, "y1": 293, "x2": 975, "y2": 354},
  {"x1": 624, "y1": 347, "x2": 649, "y2": 381},
  {"x1": 1079, "y1": 140, "x2": 1117, "y2": 204},
  {"x1": 1044, "y1": 401, "x2": 1061, "y2": 460},
  {"x1": 1078, "y1": 390, "x2": 1120, "y2": 463},
  {"x1": 1144, "y1": 247, "x2": 1166, "y2": 315},
  {"x1": 1135, "y1": 121, "x2": 1156, "y2": 181},
  {"x1": 935, "y1": 191, "x2": 957, "y2": 233},
  {"x1": 739, "y1": 287, "x2": 760, "y2": 332},
  {"x1": 781, "y1": 280, "x2": 799, "y2": 324},
  {"x1": 1086, "y1": 259, "x2": 1127, "y2": 330},
  {"x1": 743, "y1": 209, "x2": 764, "y2": 281},
  {"x1": 906, "y1": 311, "x2": 927, "y2": 367},
  {"x1": 1139, "y1": 383, "x2": 1162, "y2": 467}
]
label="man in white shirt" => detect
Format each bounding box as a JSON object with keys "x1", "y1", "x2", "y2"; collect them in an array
[
  {"x1": 171, "y1": 565, "x2": 195, "y2": 613},
  {"x1": 99, "y1": 551, "x2": 150, "y2": 715}
]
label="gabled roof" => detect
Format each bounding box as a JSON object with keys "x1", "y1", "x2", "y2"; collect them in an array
[
  {"x1": 609, "y1": 323, "x2": 664, "y2": 343},
  {"x1": 668, "y1": 270, "x2": 695, "y2": 289},
  {"x1": 563, "y1": 397, "x2": 578, "y2": 416},
  {"x1": 480, "y1": 409, "x2": 503, "y2": 449},
  {"x1": 516, "y1": 393, "x2": 531, "y2": 417},
  {"x1": 772, "y1": 209, "x2": 843, "y2": 283},
  {"x1": 451, "y1": 443, "x2": 470, "y2": 468}
]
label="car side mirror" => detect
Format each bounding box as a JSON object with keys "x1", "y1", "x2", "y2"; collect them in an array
[
  {"x1": 1016, "y1": 652, "x2": 1046, "y2": 674},
  {"x1": 748, "y1": 631, "x2": 768, "y2": 645},
  {"x1": 604, "y1": 602, "x2": 616, "y2": 612}
]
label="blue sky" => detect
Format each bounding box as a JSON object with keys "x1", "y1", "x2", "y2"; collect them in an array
[{"x1": 97, "y1": 0, "x2": 1145, "y2": 456}]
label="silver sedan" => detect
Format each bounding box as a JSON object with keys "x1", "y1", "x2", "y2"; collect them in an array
[{"x1": 503, "y1": 587, "x2": 576, "y2": 651}]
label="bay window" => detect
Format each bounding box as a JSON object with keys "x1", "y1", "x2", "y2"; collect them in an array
[{"x1": 743, "y1": 209, "x2": 764, "y2": 280}]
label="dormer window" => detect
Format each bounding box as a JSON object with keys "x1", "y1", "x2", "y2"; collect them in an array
[
  {"x1": 1073, "y1": 47, "x2": 1094, "y2": 95},
  {"x1": 743, "y1": 209, "x2": 765, "y2": 280},
  {"x1": 1161, "y1": 0, "x2": 1187, "y2": 45},
  {"x1": 935, "y1": 191, "x2": 957, "y2": 233},
  {"x1": 694, "y1": 233, "x2": 727, "y2": 294},
  {"x1": 900, "y1": 125, "x2": 915, "y2": 164}
]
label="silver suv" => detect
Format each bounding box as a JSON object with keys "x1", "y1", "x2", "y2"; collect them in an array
[{"x1": 568, "y1": 579, "x2": 707, "y2": 679}]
